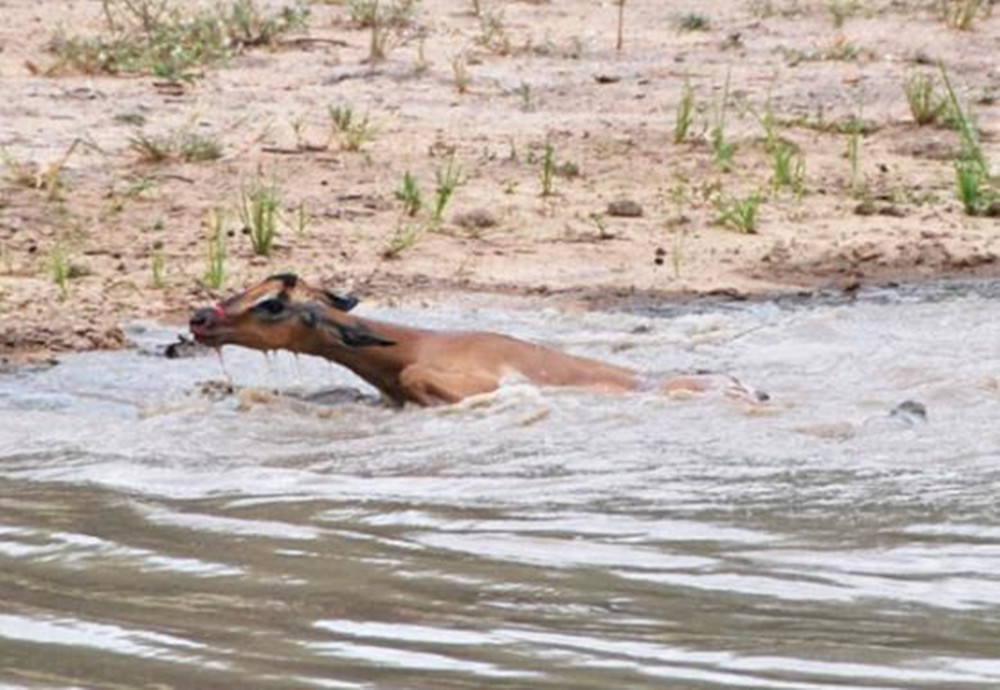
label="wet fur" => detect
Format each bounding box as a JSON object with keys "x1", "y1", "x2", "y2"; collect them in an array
[{"x1": 191, "y1": 275, "x2": 766, "y2": 407}]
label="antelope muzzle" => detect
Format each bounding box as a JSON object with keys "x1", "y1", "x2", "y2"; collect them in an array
[{"x1": 189, "y1": 304, "x2": 229, "y2": 346}]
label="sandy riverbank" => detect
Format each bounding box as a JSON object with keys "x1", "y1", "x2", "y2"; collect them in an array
[{"x1": 1, "y1": 0, "x2": 998, "y2": 361}]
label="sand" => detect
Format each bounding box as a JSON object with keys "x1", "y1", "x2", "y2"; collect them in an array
[{"x1": 1, "y1": 0, "x2": 998, "y2": 360}]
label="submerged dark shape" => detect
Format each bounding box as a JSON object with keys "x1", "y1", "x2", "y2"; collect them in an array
[{"x1": 890, "y1": 400, "x2": 928, "y2": 425}]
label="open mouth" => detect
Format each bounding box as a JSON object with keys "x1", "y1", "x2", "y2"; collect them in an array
[
  {"x1": 189, "y1": 305, "x2": 232, "y2": 346},
  {"x1": 189, "y1": 323, "x2": 239, "y2": 347},
  {"x1": 189, "y1": 326, "x2": 222, "y2": 345}
]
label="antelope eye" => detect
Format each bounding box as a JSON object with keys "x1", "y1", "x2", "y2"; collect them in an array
[{"x1": 255, "y1": 298, "x2": 287, "y2": 316}]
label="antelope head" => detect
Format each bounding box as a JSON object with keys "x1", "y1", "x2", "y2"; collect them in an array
[{"x1": 189, "y1": 273, "x2": 393, "y2": 354}]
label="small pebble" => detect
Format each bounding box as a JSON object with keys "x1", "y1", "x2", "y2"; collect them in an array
[
  {"x1": 454, "y1": 208, "x2": 498, "y2": 230},
  {"x1": 607, "y1": 199, "x2": 643, "y2": 218}
]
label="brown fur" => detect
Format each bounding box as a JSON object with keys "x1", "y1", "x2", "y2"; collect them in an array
[{"x1": 190, "y1": 275, "x2": 765, "y2": 406}]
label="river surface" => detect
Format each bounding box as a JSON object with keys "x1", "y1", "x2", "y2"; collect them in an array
[{"x1": 1, "y1": 284, "x2": 999, "y2": 689}]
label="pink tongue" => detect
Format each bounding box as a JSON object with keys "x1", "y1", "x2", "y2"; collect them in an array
[{"x1": 213, "y1": 304, "x2": 226, "y2": 318}]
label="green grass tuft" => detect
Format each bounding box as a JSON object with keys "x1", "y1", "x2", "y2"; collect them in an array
[
  {"x1": 329, "y1": 105, "x2": 378, "y2": 151},
  {"x1": 540, "y1": 142, "x2": 556, "y2": 197},
  {"x1": 938, "y1": 65, "x2": 997, "y2": 215},
  {"x1": 955, "y1": 159, "x2": 991, "y2": 215},
  {"x1": 49, "y1": 244, "x2": 71, "y2": 299},
  {"x1": 674, "y1": 81, "x2": 695, "y2": 144},
  {"x1": 714, "y1": 190, "x2": 763, "y2": 234},
  {"x1": 382, "y1": 221, "x2": 427, "y2": 259},
  {"x1": 772, "y1": 142, "x2": 806, "y2": 194},
  {"x1": 395, "y1": 171, "x2": 423, "y2": 217},
  {"x1": 50, "y1": 0, "x2": 308, "y2": 82},
  {"x1": 129, "y1": 128, "x2": 223, "y2": 163},
  {"x1": 939, "y1": 63, "x2": 988, "y2": 173},
  {"x1": 150, "y1": 247, "x2": 167, "y2": 289},
  {"x1": 828, "y1": 0, "x2": 862, "y2": 28},
  {"x1": 432, "y1": 157, "x2": 463, "y2": 224},
  {"x1": 347, "y1": 0, "x2": 416, "y2": 28},
  {"x1": 204, "y1": 209, "x2": 227, "y2": 289},
  {"x1": 711, "y1": 72, "x2": 736, "y2": 172},
  {"x1": 673, "y1": 12, "x2": 710, "y2": 31},
  {"x1": 904, "y1": 73, "x2": 947, "y2": 126},
  {"x1": 939, "y1": 0, "x2": 990, "y2": 30},
  {"x1": 239, "y1": 180, "x2": 281, "y2": 256}
]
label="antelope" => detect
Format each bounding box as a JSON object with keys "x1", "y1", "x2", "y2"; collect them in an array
[{"x1": 189, "y1": 274, "x2": 767, "y2": 407}]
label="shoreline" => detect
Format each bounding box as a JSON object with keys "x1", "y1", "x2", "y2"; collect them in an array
[{"x1": 5, "y1": 268, "x2": 1000, "y2": 369}]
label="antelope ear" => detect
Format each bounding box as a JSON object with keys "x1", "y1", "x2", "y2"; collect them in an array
[
  {"x1": 340, "y1": 323, "x2": 396, "y2": 348},
  {"x1": 324, "y1": 290, "x2": 359, "y2": 312},
  {"x1": 318, "y1": 317, "x2": 395, "y2": 348}
]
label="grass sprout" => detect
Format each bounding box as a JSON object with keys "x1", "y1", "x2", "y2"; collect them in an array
[
  {"x1": 772, "y1": 142, "x2": 806, "y2": 194},
  {"x1": 938, "y1": 66, "x2": 997, "y2": 214},
  {"x1": 711, "y1": 70, "x2": 735, "y2": 171},
  {"x1": 395, "y1": 171, "x2": 423, "y2": 217},
  {"x1": 674, "y1": 81, "x2": 695, "y2": 144},
  {"x1": 515, "y1": 82, "x2": 533, "y2": 111},
  {"x1": 846, "y1": 115, "x2": 864, "y2": 194},
  {"x1": 714, "y1": 190, "x2": 763, "y2": 233},
  {"x1": 348, "y1": 0, "x2": 416, "y2": 28},
  {"x1": 540, "y1": 142, "x2": 556, "y2": 197},
  {"x1": 673, "y1": 12, "x2": 710, "y2": 31},
  {"x1": 671, "y1": 231, "x2": 686, "y2": 279},
  {"x1": 476, "y1": 9, "x2": 511, "y2": 54},
  {"x1": 293, "y1": 202, "x2": 310, "y2": 236},
  {"x1": 129, "y1": 127, "x2": 223, "y2": 163},
  {"x1": 328, "y1": 105, "x2": 378, "y2": 151},
  {"x1": 939, "y1": 0, "x2": 990, "y2": 30},
  {"x1": 432, "y1": 157, "x2": 463, "y2": 224},
  {"x1": 904, "y1": 72, "x2": 947, "y2": 126},
  {"x1": 204, "y1": 209, "x2": 227, "y2": 289},
  {"x1": 757, "y1": 97, "x2": 780, "y2": 153},
  {"x1": 239, "y1": 180, "x2": 280, "y2": 256},
  {"x1": 49, "y1": 244, "x2": 71, "y2": 299},
  {"x1": 150, "y1": 247, "x2": 166, "y2": 288},
  {"x1": 955, "y1": 159, "x2": 991, "y2": 215},
  {"x1": 828, "y1": 0, "x2": 862, "y2": 28},
  {"x1": 451, "y1": 52, "x2": 470, "y2": 93},
  {"x1": 939, "y1": 63, "x2": 988, "y2": 173},
  {"x1": 348, "y1": 0, "x2": 414, "y2": 61},
  {"x1": 382, "y1": 221, "x2": 427, "y2": 259}
]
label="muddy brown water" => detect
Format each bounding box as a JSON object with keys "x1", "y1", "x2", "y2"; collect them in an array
[{"x1": 1, "y1": 285, "x2": 999, "y2": 689}]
